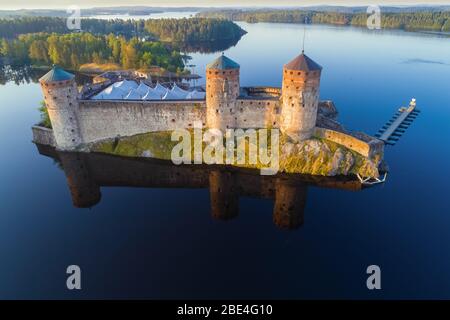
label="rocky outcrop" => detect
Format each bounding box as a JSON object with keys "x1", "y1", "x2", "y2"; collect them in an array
[
  {"x1": 91, "y1": 131, "x2": 382, "y2": 178},
  {"x1": 279, "y1": 139, "x2": 381, "y2": 178}
]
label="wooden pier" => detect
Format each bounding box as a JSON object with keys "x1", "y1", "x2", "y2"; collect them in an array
[{"x1": 375, "y1": 99, "x2": 420, "y2": 146}]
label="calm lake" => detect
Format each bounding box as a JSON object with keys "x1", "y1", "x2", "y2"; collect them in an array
[{"x1": 0, "y1": 18, "x2": 450, "y2": 299}]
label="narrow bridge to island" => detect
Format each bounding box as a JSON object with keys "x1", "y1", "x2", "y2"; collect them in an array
[{"x1": 375, "y1": 99, "x2": 420, "y2": 146}]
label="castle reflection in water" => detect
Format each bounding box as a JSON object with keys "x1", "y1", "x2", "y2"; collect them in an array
[{"x1": 36, "y1": 144, "x2": 366, "y2": 230}]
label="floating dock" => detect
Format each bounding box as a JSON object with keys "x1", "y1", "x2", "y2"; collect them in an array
[{"x1": 375, "y1": 98, "x2": 420, "y2": 146}]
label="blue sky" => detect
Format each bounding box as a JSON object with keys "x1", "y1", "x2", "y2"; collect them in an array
[{"x1": 0, "y1": 0, "x2": 448, "y2": 10}]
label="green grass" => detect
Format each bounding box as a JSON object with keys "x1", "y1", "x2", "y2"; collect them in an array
[
  {"x1": 38, "y1": 100, "x2": 51, "y2": 129},
  {"x1": 93, "y1": 131, "x2": 178, "y2": 160}
]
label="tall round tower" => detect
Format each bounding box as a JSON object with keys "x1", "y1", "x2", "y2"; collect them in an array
[
  {"x1": 39, "y1": 66, "x2": 82, "y2": 150},
  {"x1": 280, "y1": 51, "x2": 322, "y2": 141},
  {"x1": 206, "y1": 53, "x2": 240, "y2": 131}
]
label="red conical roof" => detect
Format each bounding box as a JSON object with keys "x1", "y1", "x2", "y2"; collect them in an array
[{"x1": 284, "y1": 52, "x2": 322, "y2": 71}]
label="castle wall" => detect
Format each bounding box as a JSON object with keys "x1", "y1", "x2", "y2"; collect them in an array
[
  {"x1": 77, "y1": 100, "x2": 206, "y2": 144},
  {"x1": 76, "y1": 97, "x2": 284, "y2": 144},
  {"x1": 235, "y1": 99, "x2": 280, "y2": 129},
  {"x1": 32, "y1": 126, "x2": 56, "y2": 147},
  {"x1": 314, "y1": 127, "x2": 380, "y2": 159}
]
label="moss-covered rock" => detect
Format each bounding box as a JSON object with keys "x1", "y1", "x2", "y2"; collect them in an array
[
  {"x1": 91, "y1": 131, "x2": 381, "y2": 178},
  {"x1": 279, "y1": 138, "x2": 380, "y2": 178}
]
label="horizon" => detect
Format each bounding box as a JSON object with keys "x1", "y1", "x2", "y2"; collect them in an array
[{"x1": 0, "y1": 1, "x2": 449, "y2": 10}]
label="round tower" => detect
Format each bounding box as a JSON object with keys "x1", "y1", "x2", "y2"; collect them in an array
[
  {"x1": 280, "y1": 51, "x2": 322, "y2": 141},
  {"x1": 39, "y1": 66, "x2": 82, "y2": 150},
  {"x1": 206, "y1": 53, "x2": 240, "y2": 131}
]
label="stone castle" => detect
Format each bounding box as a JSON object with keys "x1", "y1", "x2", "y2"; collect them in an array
[{"x1": 36, "y1": 52, "x2": 383, "y2": 160}]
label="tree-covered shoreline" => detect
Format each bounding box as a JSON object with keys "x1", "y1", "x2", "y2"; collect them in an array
[
  {"x1": 0, "y1": 17, "x2": 246, "y2": 72},
  {"x1": 198, "y1": 9, "x2": 450, "y2": 33},
  {"x1": 0, "y1": 32, "x2": 185, "y2": 72},
  {"x1": 0, "y1": 16, "x2": 246, "y2": 41},
  {"x1": 144, "y1": 18, "x2": 246, "y2": 42}
]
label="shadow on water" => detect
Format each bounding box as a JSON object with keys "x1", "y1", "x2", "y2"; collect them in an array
[
  {"x1": 179, "y1": 37, "x2": 244, "y2": 54},
  {"x1": 35, "y1": 143, "x2": 368, "y2": 231}
]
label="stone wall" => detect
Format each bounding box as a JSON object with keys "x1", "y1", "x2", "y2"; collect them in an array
[
  {"x1": 314, "y1": 127, "x2": 381, "y2": 158},
  {"x1": 77, "y1": 100, "x2": 206, "y2": 144},
  {"x1": 32, "y1": 125, "x2": 56, "y2": 147},
  {"x1": 75, "y1": 98, "x2": 382, "y2": 160},
  {"x1": 243, "y1": 86, "x2": 281, "y2": 97},
  {"x1": 75, "y1": 95, "x2": 283, "y2": 146},
  {"x1": 235, "y1": 98, "x2": 280, "y2": 128}
]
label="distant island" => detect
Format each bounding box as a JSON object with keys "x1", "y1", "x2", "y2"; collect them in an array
[{"x1": 198, "y1": 8, "x2": 450, "y2": 33}]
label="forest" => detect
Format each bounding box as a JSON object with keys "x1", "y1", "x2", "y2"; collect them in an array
[
  {"x1": 198, "y1": 10, "x2": 450, "y2": 32},
  {"x1": 0, "y1": 17, "x2": 247, "y2": 72},
  {"x1": 0, "y1": 16, "x2": 246, "y2": 41},
  {"x1": 0, "y1": 33, "x2": 185, "y2": 72},
  {"x1": 0, "y1": 17, "x2": 138, "y2": 39}
]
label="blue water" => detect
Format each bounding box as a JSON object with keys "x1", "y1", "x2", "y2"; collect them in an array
[{"x1": 0, "y1": 22, "x2": 450, "y2": 299}]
